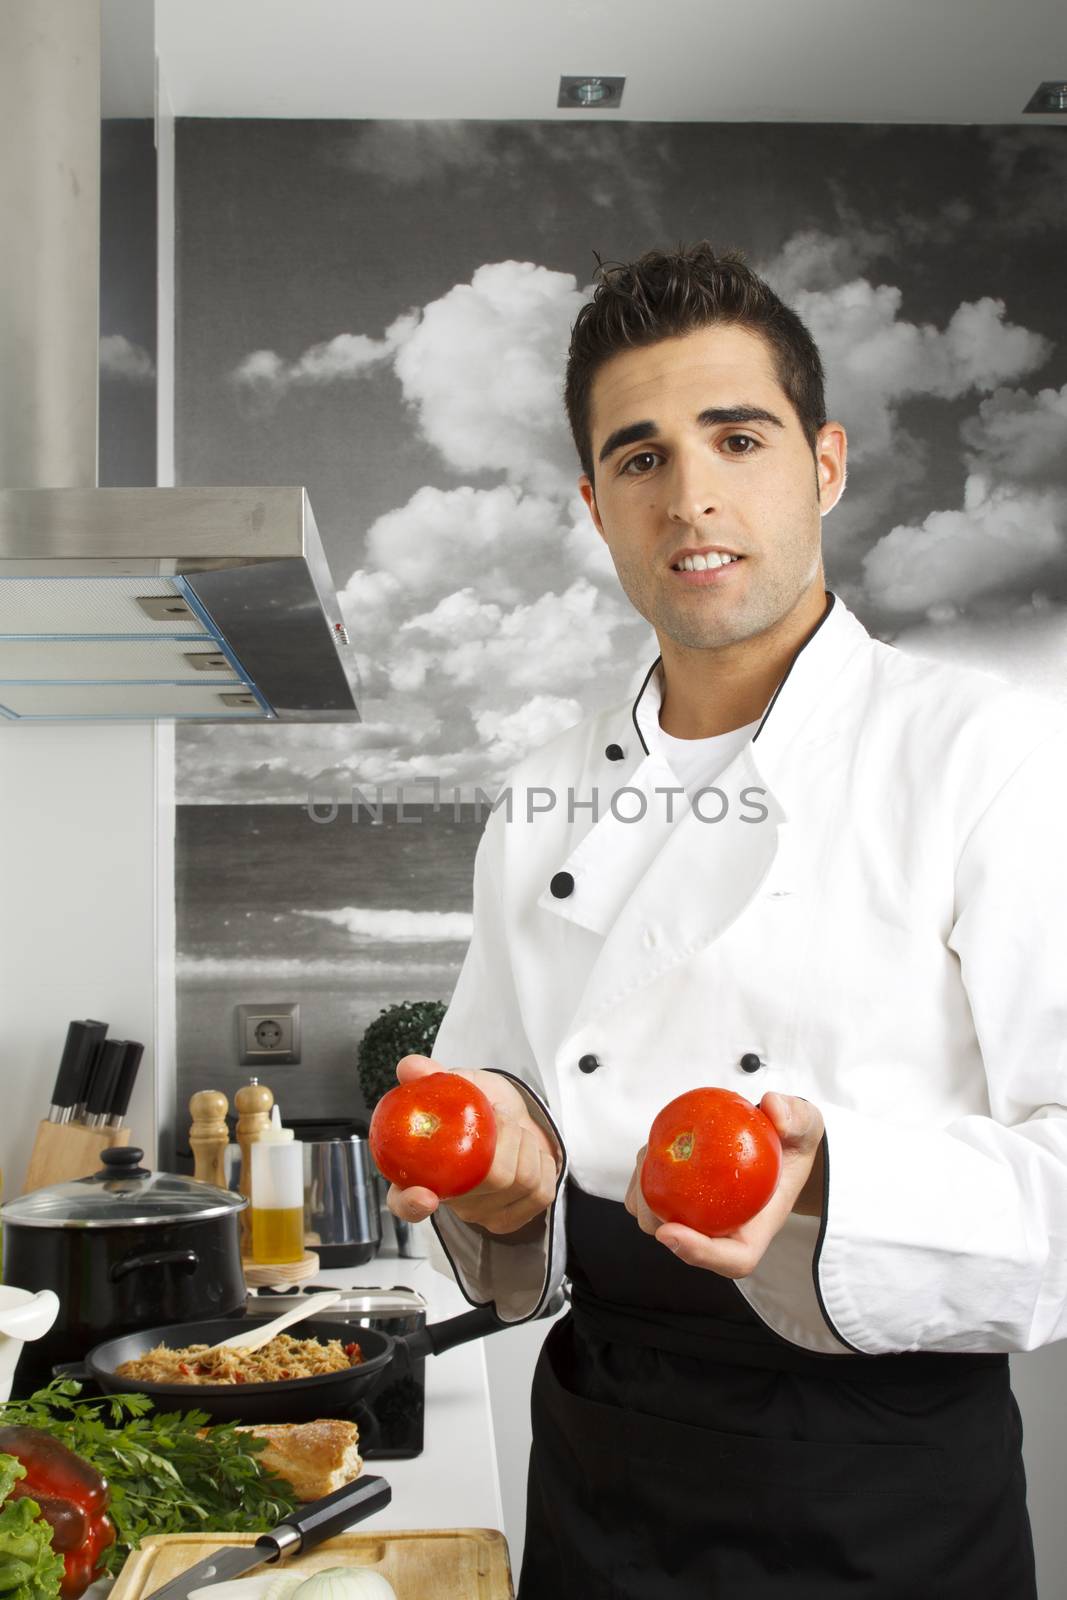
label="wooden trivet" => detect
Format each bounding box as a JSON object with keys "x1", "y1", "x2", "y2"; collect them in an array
[{"x1": 241, "y1": 1249, "x2": 320, "y2": 1287}]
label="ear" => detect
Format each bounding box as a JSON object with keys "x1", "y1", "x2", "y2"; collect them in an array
[
  {"x1": 816, "y1": 424, "x2": 848, "y2": 517},
  {"x1": 579, "y1": 475, "x2": 607, "y2": 541}
]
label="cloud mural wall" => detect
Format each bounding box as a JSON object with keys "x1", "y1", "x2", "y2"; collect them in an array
[
  {"x1": 174, "y1": 127, "x2": 1066, "y2": 806},
  {"x1": 171, "y1": 119, "x2": 1066, "y2": 1124}
]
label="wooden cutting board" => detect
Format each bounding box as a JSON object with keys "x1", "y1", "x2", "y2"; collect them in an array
[{"x1": 109, "y1": 1530, "x2": 514, "y2": 1600}]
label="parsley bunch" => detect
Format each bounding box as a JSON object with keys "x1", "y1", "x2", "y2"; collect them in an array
[{"x1": 0, "y1": 1382, "x2": 298, "y2": 1578}]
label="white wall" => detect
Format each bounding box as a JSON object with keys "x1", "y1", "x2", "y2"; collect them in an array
[
  {"x1": 0, "y1": 723, "x2": 168, "y2": 1195},
  {"x1": 483, "y1": 1311, "x2": 556, "y2": 1578},
  {"x1": 1011, "y1": 1350, "x2": 1067, "y2": 1599}
]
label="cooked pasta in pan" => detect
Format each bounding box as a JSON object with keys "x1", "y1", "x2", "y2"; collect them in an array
[{"x1": 114, "y1": 1331, "x2": 364, "y2": 1385}]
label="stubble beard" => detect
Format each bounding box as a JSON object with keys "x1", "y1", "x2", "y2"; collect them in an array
[{"x1": 614, "y1": 536, "x2": 823, "y2": 654}]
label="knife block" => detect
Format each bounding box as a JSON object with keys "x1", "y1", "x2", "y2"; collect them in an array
[{"x1": 21, "y1": 1121, "x2": 132, "y2": 1194}]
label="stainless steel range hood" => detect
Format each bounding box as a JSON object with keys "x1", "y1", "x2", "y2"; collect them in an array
[
  {"x1": 0, "y1": 0, "x2": 361, "y2": 722},
  {"x1": 0, "y1": 487, "x2": 358, "y2": 722}
]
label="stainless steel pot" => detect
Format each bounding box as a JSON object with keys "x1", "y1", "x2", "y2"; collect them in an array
[
  {"x1": 302, "y1": 1135, "x2": 381, "y2": 1266},
  {"x1": 0, "y1": 1146, "x2": 247, "y2": 1394}
]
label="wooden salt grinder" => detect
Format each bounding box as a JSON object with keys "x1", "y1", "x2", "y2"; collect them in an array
[
  {"x1": 189, "y1": 1090, "x2": 229, "y2": 1190},
  {"x1": 234, "y1": 1078, "x2": 274, "y2": 1252}
]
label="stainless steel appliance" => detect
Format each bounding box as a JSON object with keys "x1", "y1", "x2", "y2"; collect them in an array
[
  {"x1": 0, "y1": 1, "x2": 361, "y2": 724},
  {"x1": 302, "y1": 1134, "x2": 382, "y2": 1267}
]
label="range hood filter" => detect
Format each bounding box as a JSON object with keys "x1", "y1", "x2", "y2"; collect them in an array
[{"x1": 0, "y1": 575, "x2": 266, "y2": 721}]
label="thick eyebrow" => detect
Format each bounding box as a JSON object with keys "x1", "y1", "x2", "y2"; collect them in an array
[{"x1": 597, "y1": 405, "x2": 787, "y2": 466}]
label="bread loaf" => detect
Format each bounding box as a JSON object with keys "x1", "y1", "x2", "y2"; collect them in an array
[{"x1": 236, "y1": 1419, "x2": 363, "y2": 1500}]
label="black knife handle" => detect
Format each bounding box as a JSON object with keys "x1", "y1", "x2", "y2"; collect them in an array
[
  {"x1": 270, "y1": 1475, "x2": 391, "y2": 1555},
  {"x1": 85, "y1": 1038, "x2": 125, "y2": 1116},
  {"x1": 53, "y1": 1020, "x2": 107, "y2": 1108},
  {"x1": 110, "y1": 1041, "x2": 144, "y2": 1120}
]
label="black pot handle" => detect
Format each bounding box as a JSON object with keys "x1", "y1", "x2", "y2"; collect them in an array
[
  {"x1": 401, "y1": 1286, "x2": 568, "y2": 1360},
  {"x1": 109, "y1": 1248, "x2": 198, "y2": 1283}
]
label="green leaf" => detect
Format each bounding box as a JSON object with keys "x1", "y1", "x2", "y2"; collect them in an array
[{"x1": 0, "y1": 1480, "x2": 65, "y2": 1600}]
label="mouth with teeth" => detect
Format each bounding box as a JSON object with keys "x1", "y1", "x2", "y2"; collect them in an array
[{"x1": 669, "y1": 551, "x2": 743, "y2": 585}]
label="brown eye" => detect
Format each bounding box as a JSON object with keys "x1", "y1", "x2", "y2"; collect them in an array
[
  {"x1": 724, "y1": 434, "x2": 759, "y2": 455},
  {"x1": 622, "y1": 451, "x2": 660, "y2": 475}
]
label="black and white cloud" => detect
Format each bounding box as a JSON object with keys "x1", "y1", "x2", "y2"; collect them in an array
[
  {"x1": 173, "y1": 122, "x2": 1067, "y2": 803},
  {"x1": 100, "y1": 333, "x2": 155, "y2": 381}
]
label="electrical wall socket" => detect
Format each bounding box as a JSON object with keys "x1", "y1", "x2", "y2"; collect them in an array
[{"x1": 236, "y1": 1002, "x2": 301, "y2": 1065}]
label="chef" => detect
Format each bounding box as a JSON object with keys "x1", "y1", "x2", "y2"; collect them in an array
[{"x1": 386, "y1": 242, "x2": 1066, "y2": 1597}]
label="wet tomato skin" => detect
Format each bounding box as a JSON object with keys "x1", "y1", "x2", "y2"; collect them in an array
[
  {"x1": 640, "y1": 1088, "x2": 783, "y2": 1235},
  {"x1": 370, "y1": 1072, "x2": 498, "y2": 1197}
]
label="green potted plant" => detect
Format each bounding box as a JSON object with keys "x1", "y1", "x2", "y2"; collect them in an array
[
  {"x1": 357, "y1": 1001, "x2": 448, "y2": 1259},
  {"x1": 357, "y1": 999, "x2": 448, "y2": 1111}
]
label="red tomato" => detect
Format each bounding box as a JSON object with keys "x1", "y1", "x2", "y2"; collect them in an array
[
  {"x1": 640, "y1": 1087, "x2": 782, "y2": 1236},
  {"x1": 369, "y1": 1072, "x2": 498, "y2": 1197}
]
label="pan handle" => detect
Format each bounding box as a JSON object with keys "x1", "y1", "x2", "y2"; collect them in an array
[
  {"x1": 109, "y1": 1248, "x2": 198, "y2": 1283},
  {"x1": 401, "y1": 1287, "x2": 568, "y2": 1361},
  {"x1": 52, "y1": 1362, "x2": 90, "y2": 1381}
]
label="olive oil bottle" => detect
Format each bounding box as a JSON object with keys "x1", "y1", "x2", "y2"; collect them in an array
[{"x1": 250, "y1": 1106, "x2": 304, "y2": 1264}]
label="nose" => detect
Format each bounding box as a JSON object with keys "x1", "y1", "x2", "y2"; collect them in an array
[{"x1": 664, "y1": 444, "x2": 724, "y2": 527}]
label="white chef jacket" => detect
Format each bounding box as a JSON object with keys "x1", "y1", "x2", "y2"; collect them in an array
[{"x1": 429, "y1": 591, "x2": 1067, "y2": 1358}]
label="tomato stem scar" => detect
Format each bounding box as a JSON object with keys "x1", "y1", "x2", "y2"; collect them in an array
[
  {"x1": 411, "y1": 1111, "x2": 441, "y2": 1138},
  {"x1": 669, "y1": 1131, "x2": 695, "y2": 1162}
]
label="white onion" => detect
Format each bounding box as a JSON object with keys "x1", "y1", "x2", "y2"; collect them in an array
[
  {"x1": 292, "y1": 1567, "x2": 398, "y2": 1600},
  {"x1": 189, "y1": 1574, "x2": 304, "y2": 1600}
]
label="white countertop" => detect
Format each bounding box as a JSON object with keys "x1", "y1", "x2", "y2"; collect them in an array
[{"x1": 308, "y1": 1254, "x2": 505, "y2": 1537}]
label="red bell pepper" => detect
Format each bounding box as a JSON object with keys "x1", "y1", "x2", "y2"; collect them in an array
[{"x1": 0, "y1": 1427, "x2": 115, "y2": 1598}]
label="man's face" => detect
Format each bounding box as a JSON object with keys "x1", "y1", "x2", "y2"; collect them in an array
[{"x1": 579, "y1": 323, "x2": 847, "y2": 652}]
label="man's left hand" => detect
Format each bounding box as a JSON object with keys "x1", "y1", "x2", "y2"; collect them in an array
[{"x1": 623, "y1": 1093, "x2": 826, "y2": 1277}]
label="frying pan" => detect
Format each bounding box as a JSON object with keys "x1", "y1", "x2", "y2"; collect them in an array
[{"x1": 61, "y1": 1296, "x2": 564, "y2": 1424}]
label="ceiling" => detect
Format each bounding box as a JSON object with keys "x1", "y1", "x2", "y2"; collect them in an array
[{"x1": 146, "y1": 0, "x2": 1067, "y2": 124}]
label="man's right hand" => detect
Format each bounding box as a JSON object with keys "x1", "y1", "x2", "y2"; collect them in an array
[{"x1": 384, "y1": 1053, "x2": 561, "y2": 1236}]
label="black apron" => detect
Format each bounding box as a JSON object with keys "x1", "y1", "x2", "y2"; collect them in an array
[{"x1": 518, "y1": 1182, "x2": 1036, "y2": 1600}]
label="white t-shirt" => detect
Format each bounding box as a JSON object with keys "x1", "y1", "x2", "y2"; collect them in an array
[{"x1": 657, "y1": 717, "x2": 762, "y2": 803}]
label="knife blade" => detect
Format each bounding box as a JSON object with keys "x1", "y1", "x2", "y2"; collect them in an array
[
  {"x1": 48, "y1": 1020, "x2": 108, "y2": 1124},
  {"x1": 140, "y1": 1475, "x2": 392, "y2": 1600}
]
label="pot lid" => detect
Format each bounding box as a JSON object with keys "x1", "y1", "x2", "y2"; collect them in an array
[{"x1": 0, "y1": 1147, "x2": 248, "y2": 1229}]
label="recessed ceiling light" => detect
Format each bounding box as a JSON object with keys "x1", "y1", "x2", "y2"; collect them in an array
[
  {"x1": 1022, "y1": 81, "x2": 1067, "y2": 113},
  {"x1": 558, "y1": 76, "x2": 625, "y2": 110}
]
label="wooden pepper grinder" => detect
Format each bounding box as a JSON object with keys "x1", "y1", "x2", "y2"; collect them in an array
[
  {"x1": 235, "y1": 1078, "x2": 274, "y2": 1254},
  {"x1": 189, "y1": 1090, "x2": 230, "y2": 1189}
]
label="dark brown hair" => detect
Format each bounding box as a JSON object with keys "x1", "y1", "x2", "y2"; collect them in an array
[{"x1": 564, "y1": 242, "x2": 827, "y2": 482}]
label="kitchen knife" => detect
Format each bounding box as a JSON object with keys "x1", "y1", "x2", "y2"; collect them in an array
[
  {"x1": 84, "y1": 1038, "x2": 126, "y2": 1129},
  {"x1": 140, "y1": 1476, "x2": 392, "y2": 1600},
  {"x1": 48, "y1": 1020, "x2": 108, "y2": 1124},
  {"x1": 105, "y1": 1039, "x2": 144, "y2": 1129},
  {"x1": 72, "y1": 1021, "x2": 110, "y2": 1122}
]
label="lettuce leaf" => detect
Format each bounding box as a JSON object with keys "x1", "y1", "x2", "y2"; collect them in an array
[
  {"x1": 0, "y1": 1455, "x2": 64, "y2": 1600},
  {"x1": 0, "y1": 1461, "x2": 20, "y2": 1506}
]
